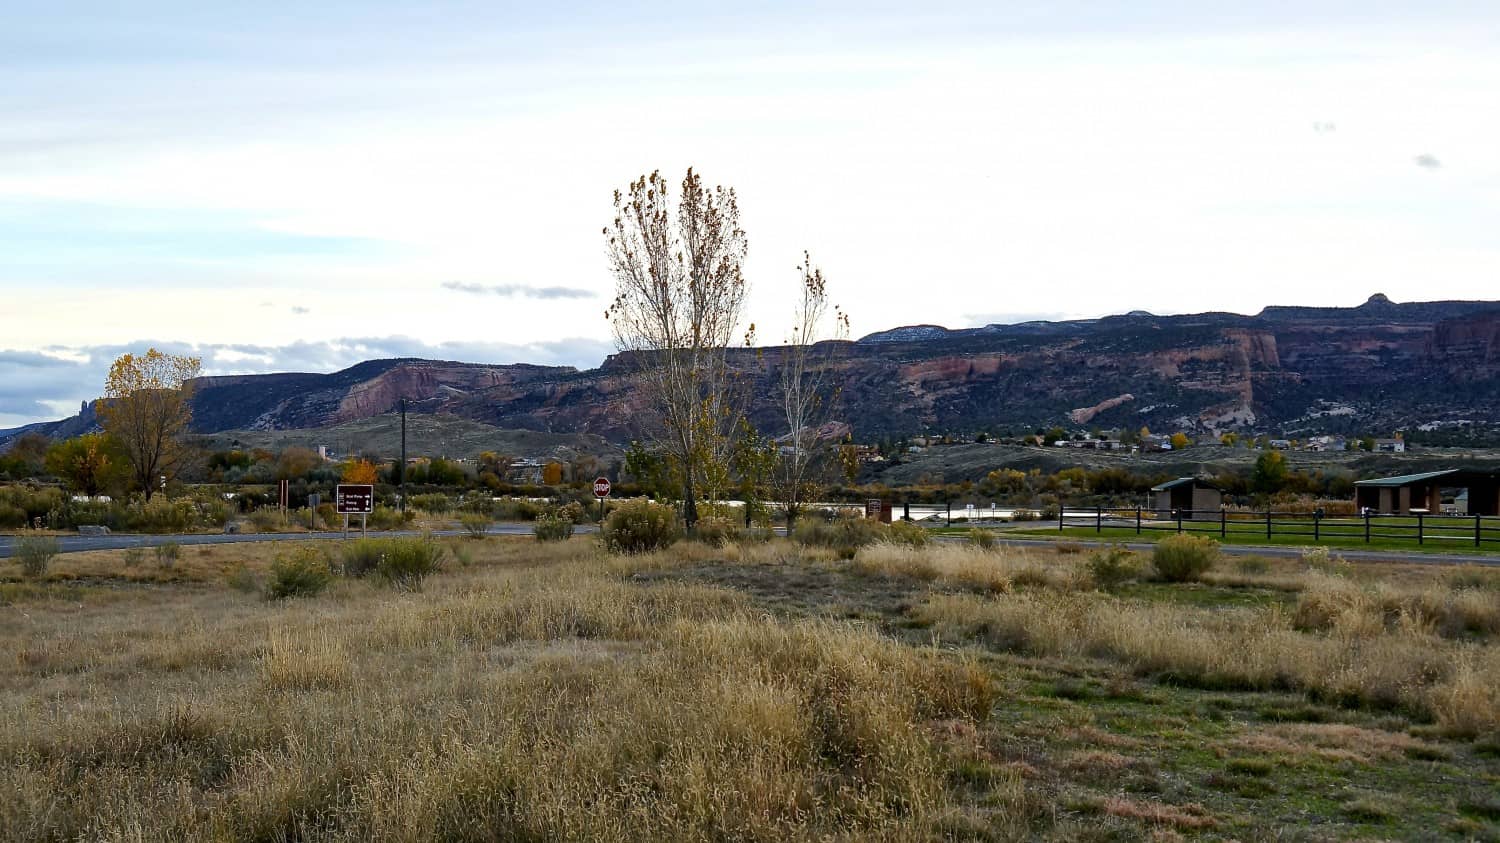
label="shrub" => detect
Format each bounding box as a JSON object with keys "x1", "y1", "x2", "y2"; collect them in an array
[
  {"x1": 122, "y1": 547, "x2": 146, "y2": 567},
  {"x1": 1152, "y1": 534, "x2": 1219, "y2": 582},
  {"x1": 0, "y1": 503, "x2": 28, "y2": 529},
  {"x1": 375, "y1": 536, "x2": 444, "y2": 589},
  {"x1": 1302, "y1": 546, "x2": 1351, "y2": 577},
  {"x1": 691, "y1": 515, "x2": 741, "y2": 547},
  {"x1": 968, "y1": 528, "x2": 997, "y2": 550},
  {"x1": 15, "y1": 535, "x2": 58, "y2": 578},
  {"x1": 534, "y1": 514, "x2": 575, "y2": 542},
  {"x1": 459, "y1": 511, "x2": 492, "y2": 538},
  {"x1": 494, "y1": 497, "x2": 544, "y2": 521},
  {"x1": 886, "y1": 519, "x2": 930, "y2": 547},
  {"x1": 556, "y1": 500, "x2": 588, "y2": 524},
  {"x1": 154, "y1": 542, "x2": 181, "y2": 569},
  {"x1": 793, "y1": 514, "x2": 885, "y2": 559},
  {"x1": 366, "y1": 505, "x2": 414, "y2": 530},
  {"x1": 247, "y1": 508, "x2": 288, "y2": 532},
  {"x1": 316, "y1": 503, "x2": 338, "y2": 529},
  {"x1": 410, "y1": 493, "x2": 453, "y2": 515},
  {"x1": 226, "y1": 564, "x2": 259, "y2": 593},
  {"x1": 338, "y1": 538, "x2": 386, "y2": 578},
  {"x1": 601, "y1": 500, "x2": 682, "y2": 554},
  {"x1": 265, "y1": 546, "x2": 333, "y2": 599},
  {"x1": 1010, "y1": 509, "x2": 1038, "y2": 522},
  {"x1": 1087, "y1": 544, "x2": 1141, "y2": 590}
]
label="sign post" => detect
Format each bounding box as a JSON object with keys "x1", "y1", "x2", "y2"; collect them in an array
[
  {"x1": 593, "y1": 476, "x2": 611, "y2": 522},
  {"x1": 335, "y1": 484, "x2": 375, "y2": 537}
]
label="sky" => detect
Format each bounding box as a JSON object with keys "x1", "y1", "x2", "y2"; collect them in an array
[{"x1": 3, "y1": 1, "x2": 1499, "y2": 428}]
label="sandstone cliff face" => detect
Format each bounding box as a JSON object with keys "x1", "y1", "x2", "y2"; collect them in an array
[
  {"x1": 21, "y1": 299, "x2": 1499, "y2": 446},
  {"x1": 1428, "y1": 312, "x2": 1500, "y2": 378}
]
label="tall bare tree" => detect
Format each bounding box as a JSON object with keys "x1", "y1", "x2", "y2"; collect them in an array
[
  {"x1": 774, "y1": 252, "x2": 849, "y2": 526},
  {"x1": 605, "y1": 169, "x2": 749, "y2": 529},
  {"x1": 98, "y1": 348, "x2": 201, "y2": 500}
]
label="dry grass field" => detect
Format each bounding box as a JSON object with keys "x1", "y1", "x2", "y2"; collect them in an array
[{"x1": 3, "y1": 535, "x2": 1499, "y2": 841}]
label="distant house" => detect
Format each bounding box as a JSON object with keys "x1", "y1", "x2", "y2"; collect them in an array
[
  {"x1": 1374, "y1": 438, "x2": 1406, "y2": 453},
  {"x1": 1268, "y1": 439, "x2": 1292, "y2": 450},
  {"x1": 1150, "y1": 478, "x2": 1222, "y2": 521}
]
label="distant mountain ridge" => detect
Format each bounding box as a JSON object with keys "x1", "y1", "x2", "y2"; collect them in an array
[{"x1": 6, "y1": 294, "x2": 1500, "y2": 449}]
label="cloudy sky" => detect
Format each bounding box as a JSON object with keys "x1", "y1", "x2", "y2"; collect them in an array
[{"x1": 3, "y1": 1, "x2": 1499, "y2": 428}]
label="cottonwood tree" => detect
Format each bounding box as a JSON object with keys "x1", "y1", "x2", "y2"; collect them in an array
[
  {"x1": 98, "y1": 349, "x2": 202, "y2": 500},
  {"x1": 773, "y1": 253, "x2": 849, "y2": 526},
  {"x1": 605, "y1": 168, "x2": 749, "y2": 529},
  {"x1": 44, "y1": 433, "x2": 126, "y2": 498}
]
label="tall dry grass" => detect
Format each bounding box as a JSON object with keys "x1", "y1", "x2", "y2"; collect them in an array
[
  {"x1": 917, "y1": 588, "x2": 1500, "y2": 736},
  {"x1": 852, "y1": 542, "x2": 1085, "y2": 593},
  {"x1": 0, "y1": 546, "x2": 1007, "y2": 841}
]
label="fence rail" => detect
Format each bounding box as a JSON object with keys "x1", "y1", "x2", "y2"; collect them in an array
[{"x1": 1054, "y1": 507, "x2": 1500, "y2": 548}]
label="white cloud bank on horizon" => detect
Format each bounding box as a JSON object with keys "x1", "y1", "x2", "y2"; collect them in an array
[{"x1": 0, "y1": 336, "x2": 616, "y2": 431}]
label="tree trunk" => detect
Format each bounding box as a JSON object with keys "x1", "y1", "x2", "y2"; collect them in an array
[{"x1": 683, "y1": 474, "x2": 699, "y2": 531}]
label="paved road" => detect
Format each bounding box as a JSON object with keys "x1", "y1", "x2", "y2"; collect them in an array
[
  {"x1": 3, "y1": 525, "x2": 1495, "y2": 567},
  {"x1": 0, "y1": 523, "x2": 593, "y2": 559}
]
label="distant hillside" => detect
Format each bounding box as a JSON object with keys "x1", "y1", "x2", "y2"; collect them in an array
[
  {"x1": 192, "y1": 413, "x2": 621, "y2": 463},
  {"x1": 8, "y1": 294, "x2": 1500, "y2": 448}
]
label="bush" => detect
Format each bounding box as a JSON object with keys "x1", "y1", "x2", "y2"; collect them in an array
[
  {"x1": 122, "y1": 547, "x2": 146, "y2": 568},
  {"x1": 15, "y1": 535, "x2": 58, "y2": 577},
  {"x1": 534, "y1": 514, "x2": 575, "y2": 542},
  {"x1": 556, "y1": 500, "x2": 588, "y2": 524},
  {"x1": 494, "y1": 497, "x2": 544, "y2": 521},
  {"x1": 885, "y1": 520, "x2": 930, "y2": 548},
  {"x1": 247, "y1": 508, "x2": 288, "y2": 532},
  {"x1": 1087, "y1": 544, "x2": 1141, "y2": 589},
  {"x1": 367, "y1": 505, "x2": 415, "y2": 530},
  {"x1": 154, "y1": 542, "x2": 181, "y2": 569},
  {"x1": 1009, "y1": 509, "x2": 1038, "y2": 522},
  {"x1": 375, "y1": 536, "x2": 444, "y2": 589},
  {"x1": 968, "y1": 528, "x2": 997, "y2": 550},
  {"x1": 1301, "y1": 546, "x2": 1351, "y2": 577},
  {"x1": 691, "y1": 515, "x2": 740, "y2": 547},
  {"x1": 316, "y1": 503, "x2": 338, "y2": 529},
  {"x1": 265, "y1": 546, "x2": 333, "y2": 599},
  {"x1": 226, "y1": 564, "x2": 259, "y2": 593},
  {"x1": 793, "y1": 514, "x2": 885, "y2": 559},
  {"x1": 410, "y1": 493, "x2": 453, "y2": 515},
  {"x1": 1152, "y1": 534, "x2": 1219, "y2": 582},
  {"x1": 459, "y1": 511, "x2": 492, "y2": 538},
  {"x1": 601, "y1": 500, "x2": 682, "y2": 554},
  {"x1": 0, "y1": 503, "x2": 28, "y2": 529},
  {"x1": 338, "y1": 538, "x2": 386, "y2": 578}
]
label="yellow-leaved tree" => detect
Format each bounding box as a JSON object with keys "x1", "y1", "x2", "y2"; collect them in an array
[
  {"x1": 98, "y1": 349, "x2": 202, "y2": 500},
  {"x1": 341, "y1": 459, "x2": 379, "y2": 484}
]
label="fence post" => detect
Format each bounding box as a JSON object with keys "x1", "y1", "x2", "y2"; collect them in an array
[
  {"x1": 1314, "y1": 510, "x2": 1320, "y2": 542},
  {"x1": 1478, "y1": 514, "x2": 1483, "y2": 548},
  {"x1": 1176, "y1": 509, "x2": 1183, "y2": 533},
  {"x1": 1265, "y1": 508, "x2": 1272, "y2": 540},
  {"x1": 1417, "y1": 512, "x2": 1424, "y2": 546},
  {"x1": 1058, "y1": 503, "x2": 1064, "y2": 533},
  {"x1": 1096, "y1": 505, "x2": 1102, "y2": 533},
  {"x1": 1135, "y1": 506, "x2": 1141, "y2": 535},
  {"x1": 1220, "y1": 507, "x2": 1226, "y2": 538},
  {"x1": 1364, "y1": 510, "x2": 1370, "y2": 543}
]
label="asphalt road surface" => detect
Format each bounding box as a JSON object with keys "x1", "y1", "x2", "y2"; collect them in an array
[
  {"x1": 0, "y1": 523, "x2": 593, "y2": 559},
  {"x1": 2, "y1": 525, "x2": 1495, "y2": 567}
]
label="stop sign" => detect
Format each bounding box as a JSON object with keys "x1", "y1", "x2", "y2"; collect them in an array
[{"x1": 593, "y1": 477, "x2": 612, "y2": 498}]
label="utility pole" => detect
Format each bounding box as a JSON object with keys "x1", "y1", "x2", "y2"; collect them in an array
[{"x1": 398, "y1": 398, "x2": 407, "y2": 514}]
